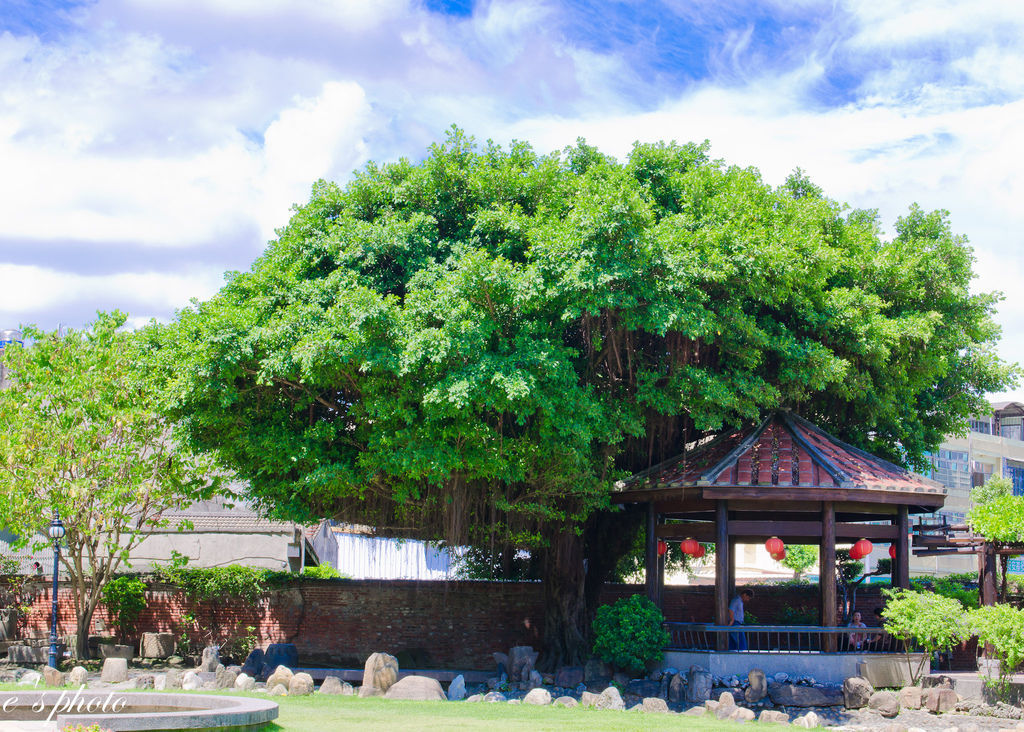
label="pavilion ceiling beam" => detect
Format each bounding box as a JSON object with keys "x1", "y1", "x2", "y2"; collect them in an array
[
  {"x1": 700, "y1": 486, "x2": 945, "y2": 507},
  {"x1": 655, "y1": 521, "x2": 898, "y2": 541}
]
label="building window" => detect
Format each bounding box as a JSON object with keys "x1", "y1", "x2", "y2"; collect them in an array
[{"x1": 969, "y1": 418, "x2": 993, "y2": 435}]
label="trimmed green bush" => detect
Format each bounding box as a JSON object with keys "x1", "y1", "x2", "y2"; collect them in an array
[
  {"x1": 592, "y1": 594, "x2": 670, "y2": 675},
  {"x1": 101, "y1": 576, "x2": 147, "y2": 642}
]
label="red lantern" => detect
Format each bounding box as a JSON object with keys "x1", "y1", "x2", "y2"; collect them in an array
[
  {"x1": 657, "y1": 539, "x2": 667, "y2": 557},
  {"x1": 853, "y1": 539, "x2": 873, "y2": 558},
  {"x1": 888, "y1": 544, "x2": 897, "y2": 559},
  {"x1": 681, "y1": 538, "x2": 700, "y2": 556},
  {"x1": 693, "y1": 544, "x2": 706, "y2": 559},
  {"x1": 765, "y1": 536, "x2": 785, "y2": 556},
  {"x1": 771, "y1": 549, "x2": 786, "y2": 562},
  {"x1": 849, "y1": 545, "x2": 863, "y2": 560}
]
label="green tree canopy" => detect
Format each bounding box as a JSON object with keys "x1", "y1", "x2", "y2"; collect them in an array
[
  {"x1": 0, "y1": 312, "x2": 216, "y2": 658},
  {"x1": 150, "y1": 130, "x2": 1014, "y2": 664}
]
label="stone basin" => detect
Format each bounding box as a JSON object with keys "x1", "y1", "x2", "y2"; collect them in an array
[{"x1": 0, "y1": 690, "x2": 277, "y2": 731}]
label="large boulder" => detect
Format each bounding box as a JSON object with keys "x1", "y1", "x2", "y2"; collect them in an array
[
  {"x1": 269, "y1": 683, "x2": 288, "y2": 696},
  {"x1": 685, "y1": 669, "x2": 713, "y2": 703},
  {"x1": 793, "y1": 711, "x2": 822, "y2": 728},
  {"x1": 139, "y1": 632, "x2": 175, "y2": 659},
  {"x1": 360, "y1": 652, "x2": 399, "y2": 697},
  {"x1": 523, "y1": 688, "x2": 552, "y2": 705},
  {"x1": 263, "y1": 643, "x2": 298, "y2": 676},
  {"x1": 626, "y1": 679, "x2": 661, "y2": 698},
  {"x1": 768, "y1": 683, "x2": 843, "y2": 707},
  {"x1": 164, "y1": 669, "x2": 183, "y2": 689},
  {"x1": 288, "y1": 672, "x2": 315, "y2": 696},
  {"x1": 554, "y1": 666, "x2": 583, "y2": 689},
  {"x1": 730, "y1": 707, "x2": 756, "y2": 722},
  {"x1": 553, "y1": 696, "x2": 578, "y2": 707},
  {"x1": 235, "y1": 673, "x2": 256, "y2": 691},
  {"x1": 924, "y1": 687, "x2": 957, "y2": 714},
  {"x1": 384, "y1": 675, "x2": 446, "y2": 701},
  {"x1": 898, "y1": 686, "x2": 922, "y2": 710},
  {"x1": 97, "y1": 644, "x2": 134, "y2": 660},
  {"x1": 868, "y1": 690, "x2": 900, "y2": 718},
  {"x1": 42, "y1": 665, "x2": 65, "y2": 687},
  {"x1": 318, "y1": 676, "x2": 352, "y2": 695},
  {"x1": 181, "y1": 670, "x2": 202, "y2": 690},
  {"x1": 843, "y1": 676, "x2": 874, "y2": 709},
  {"x1": 580, "y1": 691, "x2": 599, "y2": 707},
  {"x1": 595, "y1": 686, "x2": 624, "y2": 711},
  {"x1": 266, "y1": 665, "x2": 294, "y2": 691},
  {"x1": 759, "y1": 710, "x2": 789, "y2": 723},
  {"x1": 714, "y1": 691, "x2": 737, "y2": 720},
  {"x1": 447, "y1": 674, "x2": 466, "y2": 701},
  {"x1": 240, "y1": 648, "x2": 265, "y2": 679},
  {"x1": 668, "y1": 673, "x2": 686, "y2": 703},
  {"x1": 100, "y1": 657, "x2": 128, "y2": 683},
  {"x1": 745, "y1": 668, "x2": 767, "y2": 703},
  {"x1": 200, "y1": 645, "x2": 220, "y2": 672},
  {"x1": 641, "y1": 697, "x2": 668, "y2": 713},
  {"x1": 508, "y1": 646, "x2": 538, "y2": 684},
  {"x1": 67, "y1": 666, "x2": 89, "y2": 687},
  {"x1": 215, "y1": 665, "x2": 238, "y2": 689}
]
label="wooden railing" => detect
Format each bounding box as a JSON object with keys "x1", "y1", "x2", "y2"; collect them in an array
[{"x1": 664, "y1": 623, "x2": 901, "y2": 654}]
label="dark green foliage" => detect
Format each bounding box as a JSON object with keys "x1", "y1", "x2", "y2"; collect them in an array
[
  {"x1": 911, "y1": 574, "x2": 979, "y2": 610},
  {"x1": 298, "y1": 564, "x2": 344, "y2": 580},
  {"x1": 158, "y1": 565, "x2": 267, "y2": 605},
  {"x1": 101, "y1": 576, "x2": 147, "y2": 642},
  {"x1": 592, "y1": 594, "x2": 669, "y2": 675}
]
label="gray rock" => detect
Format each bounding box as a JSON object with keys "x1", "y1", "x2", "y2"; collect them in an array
[
  {"x1": 553, "y1": 696, "x2": 578, "y2": 707},
  {"x1": 768, "y1": 683, "x2": 843, "y2": 707},
  {"x1": 641, "y1": 697, "x2": 668, "y2": 713},
  {"x1": 793, "y1": 711, "x2": 822, "y2": 728},
  {"x1": 759, "y1": 709, "x2": 790, "y2": 723},
  {"x1": 668, "y1": 672, "x2": 686, "y2": 703},
  {"x1": 154, "y1": 675, "x2": 166, "y2": 691},
  {"x1": 843, "y1": 676, "x2": 874, "y2": 709},
  {"x1": 580, "y1": 691, "x2": 599, "y2": 707},
  {"x1": 288, "y1": 672, "x2": 314, "y2": 696},
  {"x1": 925, "y1": 687, "x2": 957, "y2": 713},
  {"x1": 139, "y1": 632, "x2": 175, "y2": 659},
  {"x1": 134, "y1": 675, "x2": 154, "y2": 689},
  {"x1": 385, "y1": 675, "x2": 446, "y2": 701},
  {"x1": 527, "y1": 669, "x2": 542, "y2": 690},
  {"x1": 199, "y1": 645, "x2": 220, "y2": 672},
  {"x1": 447, "y1": 674, "x2": 466, "y2": 701},
  {"x1": 100, "y1": 657, "x2": 128, "y2": 683},
  {"x1": 269, "y1": 683, "x2": 288, "y2": 696},
  {"x1": 42, "y1": 665, "x2": 64, "y2": 687},
  {"x1": 898, "y1": 686, "x2": 922, "y2": 710},
  {"x1": 508, "y1": 646, "x2": 538, "y2": 683},
  {"x1": 8, "y1": 645, "x2": 48, "y2": 664},
  {"x1": 263, "y1": 643, "x2": 298, "y2": 676},
  {"x1": 216, "y1": 665, "x2": 238, "y2": 689},
  {"x1": 235, "y1": 673, "x2": 256, "y2": 691},
  {"x1": 596, "y1": 686, "x2": 625, "y2": 711},
  {"x1": 684, "y1": 705, "x2": 706, "y2": 716},
  {"x1": 465, "y1": 693, "x2": 484, "y2": 703},
  {"x1": 360, "y1": 652, "x2": 399, "y2": 697},
  {"x1": 869, "y1": 690, "x2": 900, "y2": 718},
  {"x1": 164, "y1": 669, "x2": 183, "y2": 689},
  {"x1": 612, "y1": 671, "x2": 631, "y2": 689},
  {"x1": 97, "y1": 643, "x2": 134, "y2": 660},
  {"x1": 181, "y1": 670, "x2": 201, "y2": 690},
  {"x1": 745, "y1": 668, "x2": 767, "y2": 703},
  {"x1": 240, "y1": 648, "x2": 265, "y2": 678},
  {"x1": 731, "y1": 707, "x2": 756, "y2": 722},
  {"x1": 715, "y1": 691, "x2": 737, "y2": 720},
  {"x1": 266, "y1": 665, "x2": 294, "y2": 692},
  {"x1": 523, "y1": 688, "x2": 552, "y2": 705},
  {"x1": 18, "y1": 671, "x2": 42, "y2": 686},
  {"x1": 584, "y1": 658, "x2": 609, "y2": 682},
  {"x1": 67, "y1": 666, "x2": 88, "y2": 687},
  {"x1": 686, "y1": 669, "x2": 713, "y2": 703},
  {"x1": 555, "y1": 666, "x2": 584, "y2": 689},
  {"x1": 483, "y1": 691, "x2": 506, "y2": 703}
]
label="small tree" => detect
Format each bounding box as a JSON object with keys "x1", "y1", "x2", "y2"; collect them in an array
[
  {"x1": 592, "y1": 594, "x2": 669, "y2": 676},
  {"x1": 969, "y1": 603, "x2": 1024, "y2": 698},
  {"x1": 882, "y1": 588, "x2": 969, "y2": 683},
  {"x1": 0, "y1": 312, "x2": 217, "y2": 658},
  {"x1": 969, "y1": 477, "x2": 1022, "y2": 601},
  {"x1": 780, "y1": 545, "x2": 817, "y2": 582},
  {"x1": 100, "y1": 576, "x2": 147, "y2": 644}
]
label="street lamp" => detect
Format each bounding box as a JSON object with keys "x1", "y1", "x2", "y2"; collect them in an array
[{"x1": 47, "y1": 510, "x2": 65, "y2": 669}]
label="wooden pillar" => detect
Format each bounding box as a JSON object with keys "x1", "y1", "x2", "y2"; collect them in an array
[
  {"x1": 980, "y1": 542, "x2": 998, "y2": 607},
  {"x1": 656, "y1": 515, "x2": 666, "y2": 611},
  {"x1": 820, "y1": 501, "x2": 837, "y2": 651},
  {"x1": 715, "y1": 500, "x2": 730, "y2": 651},
  {"x1": 645, "y1": 502, "x2": 657, "y2": 603},
  {"x1": 895, "y1": 505, "x2": 910, "y2": 589},
  {"x1": 728, "y1": 538, "x2": 737, "y2": 601}
]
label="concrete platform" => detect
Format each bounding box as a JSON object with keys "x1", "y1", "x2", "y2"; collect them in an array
[{"x1": 663, "y1": 651, "x2": 926, "y2": 685}]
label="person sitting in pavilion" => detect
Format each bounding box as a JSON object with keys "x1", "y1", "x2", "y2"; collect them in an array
[{"x1": 847, "y1": 611, "x2": 870, "y2": 650}]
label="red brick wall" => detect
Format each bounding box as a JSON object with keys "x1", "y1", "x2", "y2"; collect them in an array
[{"x1": 19, "y1": 579, "x2": 959, "y2": 669}]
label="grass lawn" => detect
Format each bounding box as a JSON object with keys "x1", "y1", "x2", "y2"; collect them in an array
[{"x1": 265, "y1": 694, "x2": 779, "y2": 731}]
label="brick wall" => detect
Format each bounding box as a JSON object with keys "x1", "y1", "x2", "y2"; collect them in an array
[{"x1": 12, "y1": 579, "x2": 914, "y2": 669}]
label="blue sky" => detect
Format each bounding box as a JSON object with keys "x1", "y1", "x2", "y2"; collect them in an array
[{"x1": 1, "y1": 0, "x2": 1023, "y2": 398}]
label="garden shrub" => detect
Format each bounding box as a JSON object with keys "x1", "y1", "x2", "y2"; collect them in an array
[
  {"x1": 592, "y1": 594, "x2": 670, "y2": 675},
  {"x1": 881, "y1": 588, "x2": 969, "y2": 683},
  {"x1": 100, "y1": 576, "x2": 147, "y2": 642},
  {"x1": 969, "y1": 603, "x2": 1024, "y2": 698},
  {"x1": 299, "y1": 564, "x2": 343, "y2": 579}
]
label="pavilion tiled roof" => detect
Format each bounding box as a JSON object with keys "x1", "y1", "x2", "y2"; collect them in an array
[{"x1": 624, "y1": 410, "x2": 945, "y2": 496}]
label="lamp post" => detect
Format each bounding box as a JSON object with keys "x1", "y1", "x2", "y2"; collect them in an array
[{"x1": 48, "y1": 510, "x2": 65, "y2": 669}]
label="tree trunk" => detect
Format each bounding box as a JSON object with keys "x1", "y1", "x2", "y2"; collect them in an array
[{"x1": 537, "y1": 527, "x2": 588, "y2": 671}]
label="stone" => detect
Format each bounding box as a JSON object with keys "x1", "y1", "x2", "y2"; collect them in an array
[
  {"x1": 200, "y1": 645, "x2": 220, "y2": 672},
  {"x1": 18, "y1": 671, "x2": 42, "y2": 686},
  {"x1": 868, "y1": 690, "x2": 900, "y2": 718},
  {"x1": 465, "y1": 693, "x2": 484, "y2": 703},
  {"x1": 773, "y1": 672, "x2": 789, "y2": 684},
  {"x1": 447, "y1": 674, "x2": 466, "y2": 701},
  {"x1": 154, "y1": 676, "x2": 166, "y2": 691},
  {"x1": 641, "y1": 697, "x2": 668, "y2": 713},
  {"x1": 580, "y1": 691, "x2": 599, "y2": 707},
  {"x1": 527, "y1": 669, "x2": 542, "y2": 690},
  {"x1": 100, "y1": 657, "x2": 128, "y2": 683},
  {"x1": 554, "y1": 666, "x2": 584, "y2": 689},
  {"x1": 266, "y1": 665, "x2": 294, "y2": 690},
  {"x1": 216, "y1": 665, "x2": 238, "y2": 689},
  {"x1": 554, "y1": 695, "x2": 578, "y2": 707},
  {"x1": 289, "y1": 672, "x2": 314, "y2": 696},
  {"x1": 385, "y1": 675, "x2": 446, "y2": 701},
  {"x1": 768, "y1": 683, "x2": 844, "y2": 707},
  {"x1": 668, "y1": 672, "x2": 686, "y2": 703},
  {"x1": 269, "y1": 683, "x2": 288, "y2": 696},
  {"x1": 759, "y1": 709, "x2": 790, "y2": 723},
  {"x1": 612, "y1": 671, "x2": 631, "y2": 689},
  {"x1": 7, "y1": 645, "x2": 47, "y2": 664},
  {"x1": 360, "y1": 652, "x2": 399, "y2": 697},
  {"x1": 745, "y1": 668, "x2": 767, "y2": 703},
  {"x1": 97, "y1": 643, "x2": 134, "y2": 660},
  {"x1": 793, "y1": 711, "x2": 822, "y2": 728},
  {"x1": 134, "y1": 675, "x2": 154, "y2": 690},
  {"x1": 181, "y1": 670, "x2": 202, "y2": 690},
  {"x1": 843, "y1": 676, "x2": 873, "y2": 709},
  {"x1": 508, "y1": 646, "x2": 539, "y2": 683},
  {"x1": 483, "y1": 691, "x2": 506, "y2": 703},
  {"x1": 596, "y1": 686, "x2": 625, "y2": 711},
  {"x1": 235, "y1": 673, "x2": 256, "y2": 691},
  {"x1": 898, "y1": 686, "x2": 922, "y2": 710},
  {"x1": 715, "y1": 691, "x2": 737, "y2": 720},
  {"x1": 731, "y1": 707, "x2": 756, "y2": 722},
  {"x1": 263, "y1": 643, "x2": 298, "y2": 676},
  {"x1": 685, "y1": 669, "x2": 713, "y2": 703},
  {"x1": 42, "y1": 665, "x2": 65, "y2": 687},
  {"x1": 164, "y1": 669, "x2": 183, "y2": 689},
  {"x1": 879, "y1": 725, "x2": 907, "y2": 732},
  {"x1": 493, "y1": 652, "x2": 508, "y2": 676},
  {"x1": 684, "y1": 705, "x2": 706, "y2": 716},
  {"x1": 925, "y1": 687, "x2": 957, "y2": 714},
  {"x1": 523, "y1": 688, "x2": 552, "y2": 705},
  {"x1": 240, "y1": 648, "x2": 265, "y2": 678},
  {"x1": 67, "y1": 666, "x2": 88, "y2": 687},
  {"x1": 626, "y1": 679, "x2": 661, "y2": 698},
  {"x1": 139, "y1": 632, "x2": 175, "y2": 659}
]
